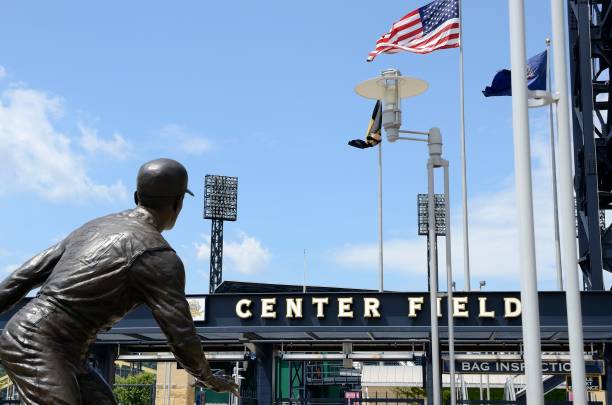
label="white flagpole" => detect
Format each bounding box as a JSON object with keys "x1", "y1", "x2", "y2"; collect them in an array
[
  {"x1": 378, "y1": 141, "x2": 384, "y2": 292},
  {"x1": 550, "y1": 0, "x2": 587, "y2": 402},
  {"x1": 458, "y1": 0, "x2": 471, "y2": 291},
  {"x1": 303, "y1": 249, "x2": 307, "y2": 294},
  {"x1": 546, "y1": 38, "x2": 563, "y2": 290},
  {"x1": 508, "y1": 0, "x2": 544, "y2": 402}
]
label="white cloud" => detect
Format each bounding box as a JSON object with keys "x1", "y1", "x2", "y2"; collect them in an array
[
  {"x1": 196, "y1": 231, "x2": 271, "y2": 274},
  {"x1": 0, "y1": 87, "x2": 127, "y2": 202},
  {"x1": 195, "y1": 238, "x2": 210, "y2": 260},
  {"x1": 0, "y1": 66, "x2": 6, "y2": 79},
  {"x1": 330, "y1": 122, "x2": 563, "y2": 289},
  {"x1": 331, "y1": 238, "x2": 426, "y2": 274},
  {"x1": 78, "y1": 122, "x2": 131, "y2": 159},
  {"x1": 160, "y1": 124, "x2": 211, "y2": 154}
]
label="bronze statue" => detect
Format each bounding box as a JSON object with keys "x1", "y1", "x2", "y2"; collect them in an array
[{"x1": 0, "y1": 158, "x2": 238, "y2": 404}]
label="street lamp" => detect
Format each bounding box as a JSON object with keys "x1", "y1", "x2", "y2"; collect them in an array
[
  {"x1": 355, "y1": 68, "x2": 428, "y2": 141},
  {"x1": 355, "y1": 70, "x2": 455, "y2": 405},
  {"x1": 355, "y1": 69, "x2": 428, "y2": 293}
]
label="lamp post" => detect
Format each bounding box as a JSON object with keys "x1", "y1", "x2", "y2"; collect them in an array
[
  {"x1": 355, "y1": 70, "x2": 428, "y2": 293},
  {"x1": 355, "y1": 70, "x2": 456, "y2": 405}
]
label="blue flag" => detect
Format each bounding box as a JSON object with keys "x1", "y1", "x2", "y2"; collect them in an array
[{"x1": 482, "y1": 50, "x2": 547, "y2": 97}]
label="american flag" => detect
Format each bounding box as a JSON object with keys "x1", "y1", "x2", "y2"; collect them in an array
[{"x1": 367, "y1": 0, "x2": 460, "y2": 62}]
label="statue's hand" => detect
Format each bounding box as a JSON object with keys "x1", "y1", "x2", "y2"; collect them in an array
[{"x1": 194, "y1": 374, "x2": 240, "y2": 396}]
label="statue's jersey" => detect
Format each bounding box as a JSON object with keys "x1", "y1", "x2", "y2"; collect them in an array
[{"x1": 0, "y1": 208, "x2": 210, "y2": 405}]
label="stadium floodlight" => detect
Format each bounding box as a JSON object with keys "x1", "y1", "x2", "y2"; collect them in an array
[
  {"x1": 204, "y1": 175, "x2": 238, "y2": 294},
  {"x1": 355, "y1": 69, "x2": 428, "y2": 142},
  {"x1": 204, "y1": 175, "x2": 238, "y2": 221},
  {"x1": 417, "y1": 194, "x2": 446, "y2": 236}
]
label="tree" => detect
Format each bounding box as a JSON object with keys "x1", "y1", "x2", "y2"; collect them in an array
[
  {"x1": 391, "y1": 386, "x2": 426, "y2": 400},
  {"x1": 113, "y1": 372, "x2": 156, "y2": 405}
]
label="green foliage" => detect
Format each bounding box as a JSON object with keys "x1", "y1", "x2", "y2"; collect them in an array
[
  {"x1": 113, "y1": 372, "x2": 156, "y2": 405},
  {"x1": 391, "y1": 386, "x2": 426, "y2": 399}
]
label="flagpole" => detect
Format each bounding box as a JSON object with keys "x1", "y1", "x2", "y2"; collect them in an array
[
  {"x1": 378, "y1": 141, "x2": 384, "y2": 292},
  {"x1": 303, "y1": 249, "x2": 307, "y2": 294},
  {"x1": 546, "y1": 38, "x2": 563, "y2": 291},
  {"x1": 458, "y1": 0, "x2": 471, "y2": 291},
  {"x1": 508, "y1": 0, "x2": 544, "y2": 402},
  {"x1": 551, "y1": 0, "x2": 587, "y2": 402}
]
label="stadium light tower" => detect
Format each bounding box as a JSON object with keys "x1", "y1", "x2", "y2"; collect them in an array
[{"x1": 204, "y1": 175, "x2": 238, "y2": 294}]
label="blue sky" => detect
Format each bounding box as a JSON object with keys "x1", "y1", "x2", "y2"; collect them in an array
[{"x1": 0, "y1": 1, "x2": 603, "y2": 293}]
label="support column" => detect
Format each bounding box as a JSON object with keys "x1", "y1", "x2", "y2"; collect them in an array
[
  {"x1": 424, "y1": 347, "x2": 434, "y2": 402},
  {"x1": 255, "y1": 343, "x2": 274, "y2": 404},
  {"x1": 90, "y1": 344, "x2": 117, "y2": 386},
  {"x1": 604, "y1": 346, "x2": 612, "y2": 405}
]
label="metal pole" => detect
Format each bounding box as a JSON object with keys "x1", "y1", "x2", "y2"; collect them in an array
[
  {"x1": 551, "y1": 0, "x2": 587, "y2": 402},
  {"x1": 546, "y1": 38, "x2": 564, "y2": 291},
  {"x1": 444, "y1": 161, "x2": 456, "y2": 405},
  {"x1": 427, "y1": 160, "x2": 441, "y2": 405},
  {"x1": 234, "y1": 361, "x2": 240, "y2": 405},
  {"x1": 303, "y1": 249, "x2": 307, "y2": 294},
  {"x1": 378, "y1": 142, "x2": 384, "y2": 292},
  {"x1": 165, "y1": 362, "x2": 171, "y2": 405},
  {"x1": 458, "y1": 0, "x2": 471, "y2": 292},
  {"x1": 508, "y1": 0, "x2": 544, "y2": 402}
]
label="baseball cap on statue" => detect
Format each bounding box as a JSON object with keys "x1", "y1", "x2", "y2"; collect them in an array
[{"x1": 136, "y1": 158, "x2": 194, "y2": 198}]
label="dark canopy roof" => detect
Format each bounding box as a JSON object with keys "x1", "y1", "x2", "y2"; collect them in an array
[{"x1": 214, "y1": 280, "x2": 377, "y2": 294}]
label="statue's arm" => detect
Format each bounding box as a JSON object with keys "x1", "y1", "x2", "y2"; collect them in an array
[
  {"x1": 0, "y1": 242, "x2": 64, "y2": 314},
  {"x1": 129, "y1": 250, "x2": 214, "y2": 382}
]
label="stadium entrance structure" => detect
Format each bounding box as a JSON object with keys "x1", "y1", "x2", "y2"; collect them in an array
[{"x1": 2, "y1": 282, "x2": 611, "y2": 404}]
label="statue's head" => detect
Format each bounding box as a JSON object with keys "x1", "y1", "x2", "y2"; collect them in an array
[{"x1": 134, "y1": 158, "x2": 193, "y2": 230}]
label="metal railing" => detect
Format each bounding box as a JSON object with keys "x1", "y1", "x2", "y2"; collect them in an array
[
  {"x1": 275, "y1": 398, "x2": 425, "y2": 405},
  {"x1": 305, "y1": 363, "x2": 361, "y2": 385},
  {"x1": 450, "y1": 401, "x2": 603, "y2": 405}
]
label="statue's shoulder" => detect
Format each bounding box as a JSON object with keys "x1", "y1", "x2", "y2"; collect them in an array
[{"x1": 70, "y1": 209, "x2": 173, "y2": 256}]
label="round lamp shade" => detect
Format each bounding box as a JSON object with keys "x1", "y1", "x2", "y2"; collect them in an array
[{"x1": 355, "y1": 76, "x2": 429, "y2": 100}]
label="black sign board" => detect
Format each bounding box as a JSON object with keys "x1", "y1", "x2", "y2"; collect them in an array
[
  {"x1": 566, "y1": 375, "x2": 602, "y2": 391},
  {"x1": 443, "y1": 359, "x2": 605, "y2": 375},
  {"x1": 3, "y1": 292, "x2": 612, "y2": 346}
]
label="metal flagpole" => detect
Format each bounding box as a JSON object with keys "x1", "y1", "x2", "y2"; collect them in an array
[
  {"x1": 444, "y1": 158, "x2": 456, "y2": 405},
  {"x1": 508, "y1": 0, "x2": 544, "y2": 403},
  {"x1": 378, "y1": 142, "x2": 384, "y2": 292},
  {"x1": 303, "y1": 249, "x2": 307, "y2": 294},
  {"x1": 550, "y1": 0, "x2": 587, "y2": 402},
  {"x1": 546, "y1": 38, "x2": 563, "y2": 291},
  {"x1": 458, "y1": 0, "x2": 471, "y2": 292}
]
